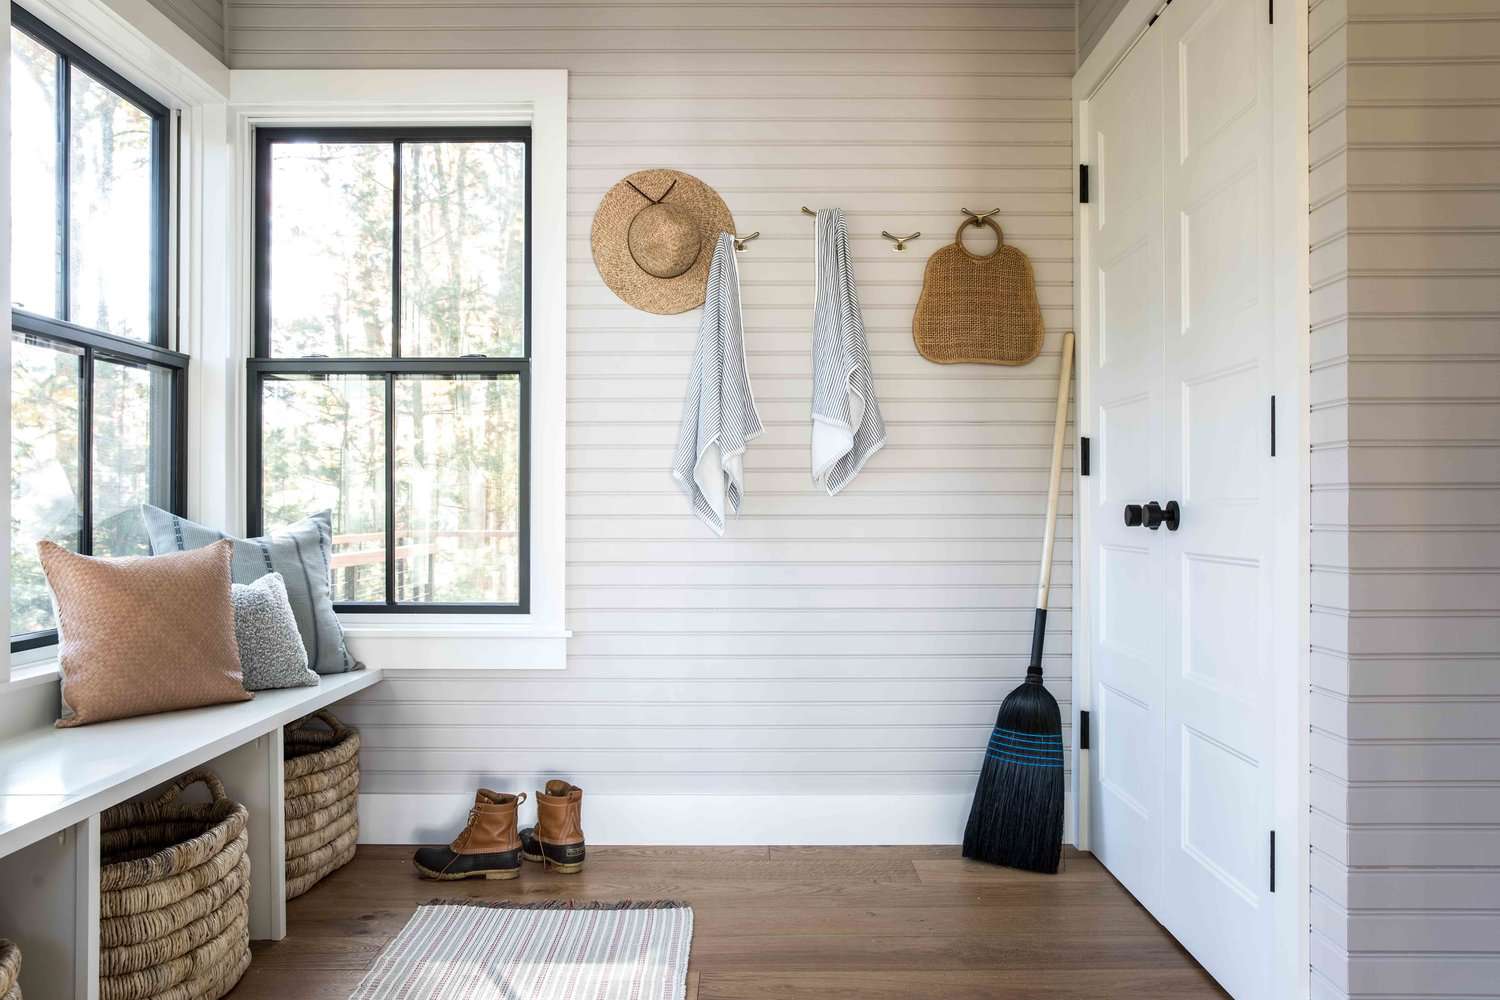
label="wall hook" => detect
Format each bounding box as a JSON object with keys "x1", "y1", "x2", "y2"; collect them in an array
[
  {"x1": 732, "y1": 231, "x2": 760, "y2": 252},
  {"x1": 880, "y1": 230, "x2": 920, "y2": 252},
  {"x1": 960, "y1": 207, "x2": 1001, "y2": 228},
  {"x1": 800, "y1": 206, "x2": 817, "y2": 218}
]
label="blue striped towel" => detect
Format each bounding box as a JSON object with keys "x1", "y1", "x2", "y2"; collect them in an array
[
  {"x1": 672, "y1": 232, "x2": 764, "y2": 535},
  {"x1": 811, "y1": 208, "x2": 886, "y2": 495}
]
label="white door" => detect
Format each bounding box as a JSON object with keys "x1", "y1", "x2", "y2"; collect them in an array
[
  {"x1": 1083, "y1": 24, "x2": 1166, "y2": 915},
  {"x1": 1084, "y1": 1, "x2": 1277, "y2": 997}
]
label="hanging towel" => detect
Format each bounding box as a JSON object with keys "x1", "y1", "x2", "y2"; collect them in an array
[
  {"x1": 672, "y1": 232, "x2": 764, "y2": 534},
  {"x1": 811, "y1": 208, "x2": 886, "y2": 494}
]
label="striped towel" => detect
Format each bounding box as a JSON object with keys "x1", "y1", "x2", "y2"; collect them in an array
[
  {"x1": 672, "y1": 232, "x2": 764, "y2": 534},
  {"x1": 811, "y1": 208, "x2": 886, "y2": 494}
]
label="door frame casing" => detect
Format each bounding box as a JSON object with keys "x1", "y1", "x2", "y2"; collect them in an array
[{"x1": 1069, "y1": 2, "x2": 1311, "y2": 999}]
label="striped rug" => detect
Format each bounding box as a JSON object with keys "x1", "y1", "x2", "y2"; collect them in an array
[{"x1": 348, "y1": 900, "x2": 693, "y2": 1000}]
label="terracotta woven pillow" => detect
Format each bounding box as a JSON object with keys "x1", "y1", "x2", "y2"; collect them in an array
[{"x1": 39, "y1": 539, "x2": 252, "y2": 728}]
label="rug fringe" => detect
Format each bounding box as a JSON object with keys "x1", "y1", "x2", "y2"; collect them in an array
[{"x1": 421, "y1": 898, "x2": 690, "y2": 911}]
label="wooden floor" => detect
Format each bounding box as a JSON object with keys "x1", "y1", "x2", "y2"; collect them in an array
[{"x1": 229, "y1": 845, "x2": 1228, "y2": 999}]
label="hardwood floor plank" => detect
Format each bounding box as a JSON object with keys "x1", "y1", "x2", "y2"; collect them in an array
[
  {"x1": 698, "y1": 969, "x2": 1229, "y2": 999},
  {"x1": 225, "y1": 846, "x2": 1227, "y2": 999}
]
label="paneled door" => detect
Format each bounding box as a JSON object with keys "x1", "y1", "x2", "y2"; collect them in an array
[
  {"x1": 1083, "y1": 23, "x2": 1166, "y2": 916},
  {"x1": 1083, "y1": 1, "x2": 1277, "y2": 997}
]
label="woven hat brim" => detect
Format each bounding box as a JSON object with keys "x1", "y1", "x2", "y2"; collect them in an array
[{"x1": 592, "y1": 169, "x2": 735, "y2": 315}]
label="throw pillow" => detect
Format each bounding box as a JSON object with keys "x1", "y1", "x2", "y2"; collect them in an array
[
  {"x1": 232, "y1": 572, "x2": 318, "y2": 691},
  {"x1": 140, "y1": 505, "x2": 356, "y2": 675},
  {"x1": 39, "y1": 539, "x2": 252, "y2": 728}
]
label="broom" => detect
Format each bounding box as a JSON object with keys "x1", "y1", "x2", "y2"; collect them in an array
[{"x1": 962, "y1": 331, "x2": 1073, "y2": 874}]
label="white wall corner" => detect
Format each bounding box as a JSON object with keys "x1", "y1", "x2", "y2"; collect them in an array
[{"x1": 1, "y1": 1, "x2": 11, "y2": 687}]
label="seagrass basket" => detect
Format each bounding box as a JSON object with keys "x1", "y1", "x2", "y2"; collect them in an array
[
  {"x1": 283, "y1": 709, "x2": 360, "y2": 900},
  {"x1": 98, "y1": 769, "x2": 250, "y2": 1000},
  {"x1": 0, "y1": 938, "x2": 21, "y2": 1000}
]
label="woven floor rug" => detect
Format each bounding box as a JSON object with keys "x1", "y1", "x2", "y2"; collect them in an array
[{"x1": 348, "y1": 900, "x2": 693, "y2": 1000}]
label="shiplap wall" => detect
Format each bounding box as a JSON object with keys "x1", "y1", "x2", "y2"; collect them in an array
[
  {"x1": 1075, "y1": 0, "x2": 1129, "y2": 64},
  {"x1": 1308, "y1": 0, "x2": 1500, "y2": 996},
  {"x1": 224, "y1": 0, "x2": 1079, "y2": 843},
  {"x1": 147, "y1": 0, "x2": 225, "y2": 62}
]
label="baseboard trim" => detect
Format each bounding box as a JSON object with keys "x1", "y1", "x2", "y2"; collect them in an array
[{"x1": 359, "y1": 792, "x2": 1076, "y2": 847}]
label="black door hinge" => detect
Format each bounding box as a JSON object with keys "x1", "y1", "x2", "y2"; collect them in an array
[
  {"x1": 1148, "y1": 0, "x2": 1173, "y2": 27},
  {"x1": 1079, "y1": 710, "x2": 1091, "y2": 750},
  {"x1": 1270, "y1": 395, "x2": 1277, "y2": 457},
  {"x1": 1080, "y1": 436, "x2": 1091, "y2": 476},
  {"x1": 1269, "y1": 0, "x2": 1274, "y2": 24},
  {"x1": 1269, "y1": 830, "x2": 1276, "y2": 892},
  {"x1": 1079, "y1": 164, "x2": 1090, "y2": 204}
]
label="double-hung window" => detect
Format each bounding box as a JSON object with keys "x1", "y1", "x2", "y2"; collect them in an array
[
  {"x1": 8, "y1": 6, "x2": 184, "y2": 650},
  {"x1": 249, "y1": 127, "x2": 531, "y2": 614}
]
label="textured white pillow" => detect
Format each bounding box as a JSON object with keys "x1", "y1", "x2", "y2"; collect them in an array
[{"x1": 231, "y1": 572, "x2": 317, "y2": 691}]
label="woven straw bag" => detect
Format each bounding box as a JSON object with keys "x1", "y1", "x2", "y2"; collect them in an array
[
  {"x1": 0, "y1": 939, "x2": 21, "y2": 1000},
  {"x1": 98, "y1": 769, "x2": 251, "y2": 1000},
  {"x1": 283, "y1": 710, "x2": 361, "y2": 899},
  {"x1": 912, "y1": 215, "x2": 1044, "y2": 366}
]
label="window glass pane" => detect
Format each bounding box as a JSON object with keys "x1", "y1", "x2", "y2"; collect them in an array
[
  {"x1": 260, "y1": 374, "x2": 386, "y2": 602},
  {"x1": 9, "y1": 28, "x2": 61, "y2": 318},
  {"x1": 10, "y1": 334, "x2": 83, "y2": 635},
  {"x1": 395, "y1": 374, "x2": 520, "y2": 605},
  {"x1": 269, "y1": 143, "x2": 394, "y2": 357},
  {"x1": 401, "y1": 142, "x2": 525, "y2": 358},
  {"x1": 68, "y1": 66, "x2": 154, "y2": 341},
  {"x1": 92, "y1": 357, "x2": 172, "y2": 557}
]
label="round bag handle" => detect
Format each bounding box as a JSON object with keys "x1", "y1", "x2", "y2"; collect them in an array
[
  {"x1": 287, "y1": 708, "x2": 351, "y2": 741},
  {"x1": 955, "y1": 215, "x2": 1005, "y2": 260},
  {"x1": 154, "y1": 767, "x2": 229, "y2": 805}
]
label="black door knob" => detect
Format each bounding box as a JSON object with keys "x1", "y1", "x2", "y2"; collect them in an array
[
  {"x1": 1123, "y1": 504, "x2": 1143, "y2": 527},
  {"x1": 1143, "y1": 500, "x2": 1181, "y2": 531}
]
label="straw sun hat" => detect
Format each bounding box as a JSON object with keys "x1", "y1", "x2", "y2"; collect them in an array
[{"x1": 591, "y1": 169, "x2": 735, "y2": 315}]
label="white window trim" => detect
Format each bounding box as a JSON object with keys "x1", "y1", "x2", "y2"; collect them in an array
[{"x1": 225, "y1": 70, "x2": 571, "y2": 671}]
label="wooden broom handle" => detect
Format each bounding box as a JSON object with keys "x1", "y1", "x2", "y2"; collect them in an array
[{"x1": 1037, "y1": 332, "x2": 1074, "y2": 611}]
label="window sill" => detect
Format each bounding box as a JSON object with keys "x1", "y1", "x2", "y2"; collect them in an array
[
  {"x1": 338, "y1": 619, "x2": 571, "y2": 672},
  {"x1": 2, "y1": 623, "x2": 570, "y2": 693},
  {"x1": 1, "y1": 657, "x2": 63, "y2": 695}
]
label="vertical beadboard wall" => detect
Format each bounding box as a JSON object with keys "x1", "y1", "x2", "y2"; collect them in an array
[
  {"x1": 1075, "y1": 0, "x2": 1130, "y2": 65},
  {"x1": 147, "y1": 0, "x2": 225, "y2": 62},
  {"x1": 224, "y1": 1, "x2": 1079, "y2": 844},
  {"x1": 1309, "y1": 0, "x2": 1500, "y2": 996}
]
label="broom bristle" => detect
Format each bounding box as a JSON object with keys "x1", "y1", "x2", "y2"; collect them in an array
[{"x1": 962, "y1": 673, "x2": 1064, "y2": 874}]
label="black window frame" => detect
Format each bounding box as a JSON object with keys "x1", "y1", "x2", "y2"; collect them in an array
[
  {"x1": 9, "y1": 5, "x2": 185, "y2": 653},
  {"x1": 248, "y1": 125, "x2": 532, "y2": 615}
]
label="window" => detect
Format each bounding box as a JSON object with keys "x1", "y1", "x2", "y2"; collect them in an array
[
  {"x1": 8, "y1": 6, "x2": 183, "y2": 649},
  {"x1": 249, "y1": 127, "x2": 530, "y2": 613}
]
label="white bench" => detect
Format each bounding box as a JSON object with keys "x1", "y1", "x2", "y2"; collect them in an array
[{"x1": 0, "y1": 668, "x2": 383, "y2": 1000}]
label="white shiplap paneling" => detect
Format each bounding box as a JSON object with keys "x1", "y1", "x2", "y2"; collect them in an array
[
  {"x1": 1309, "y1": 0, "x2": 1500, "y2": 996},
  {"x1": 1076, "y1": 0, "x2": 1130, "y2": 64},
  {"x1": 147, "y1": 0, "x2": 225, "y2": 62},
  {"x1": 224, "y1": 0, "x2": 1078, "y2": 844}
]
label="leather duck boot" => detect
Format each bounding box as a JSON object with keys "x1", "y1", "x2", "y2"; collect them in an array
[
  {"x1": 520, "y1": 780, "x2": 586, "y2": 873},
  {"x1": 413, "y1": 790, "x2": 526, "y2": 880}
]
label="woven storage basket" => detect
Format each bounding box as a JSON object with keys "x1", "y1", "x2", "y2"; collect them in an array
[
  {"x1": 0, "y1": 938, "x2": 21, "y2": 1000},
  {"x1": 98, "y1": 769, "x2": 250, "y2": 1000},
  {"x1": 283, "y1": 709, "x2": 360, "y2": 900}
]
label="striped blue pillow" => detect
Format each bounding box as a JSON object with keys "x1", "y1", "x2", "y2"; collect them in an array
[{"x1": 140, "y1": 505, "x2": 356, "y2": 675}]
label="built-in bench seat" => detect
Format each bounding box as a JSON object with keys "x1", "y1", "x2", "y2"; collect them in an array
[{"x1": 0, "y1": 667, "x2": 383, "y2": 1000}]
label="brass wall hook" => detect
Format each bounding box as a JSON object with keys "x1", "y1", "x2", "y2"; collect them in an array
[
  {"x1": 800, "y1": 206, "x2": 817, "y2": 218},
  {"x1": 960, "y1": 207, "x2": 1001, "y2": 228},
  {"x1": 732, "y1": 231, "x2": 760, "y2": 252},
  {"x1": 880, "y1": 230, "x2": 920, "y2": 252}
]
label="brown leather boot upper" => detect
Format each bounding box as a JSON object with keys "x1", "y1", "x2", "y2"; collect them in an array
[
  {"x1": 535, "y1": 780, "x2": 584, "y2": 846},
  {"x1": 451, "y1": 789, "x2": 524, "y2": 855}
]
